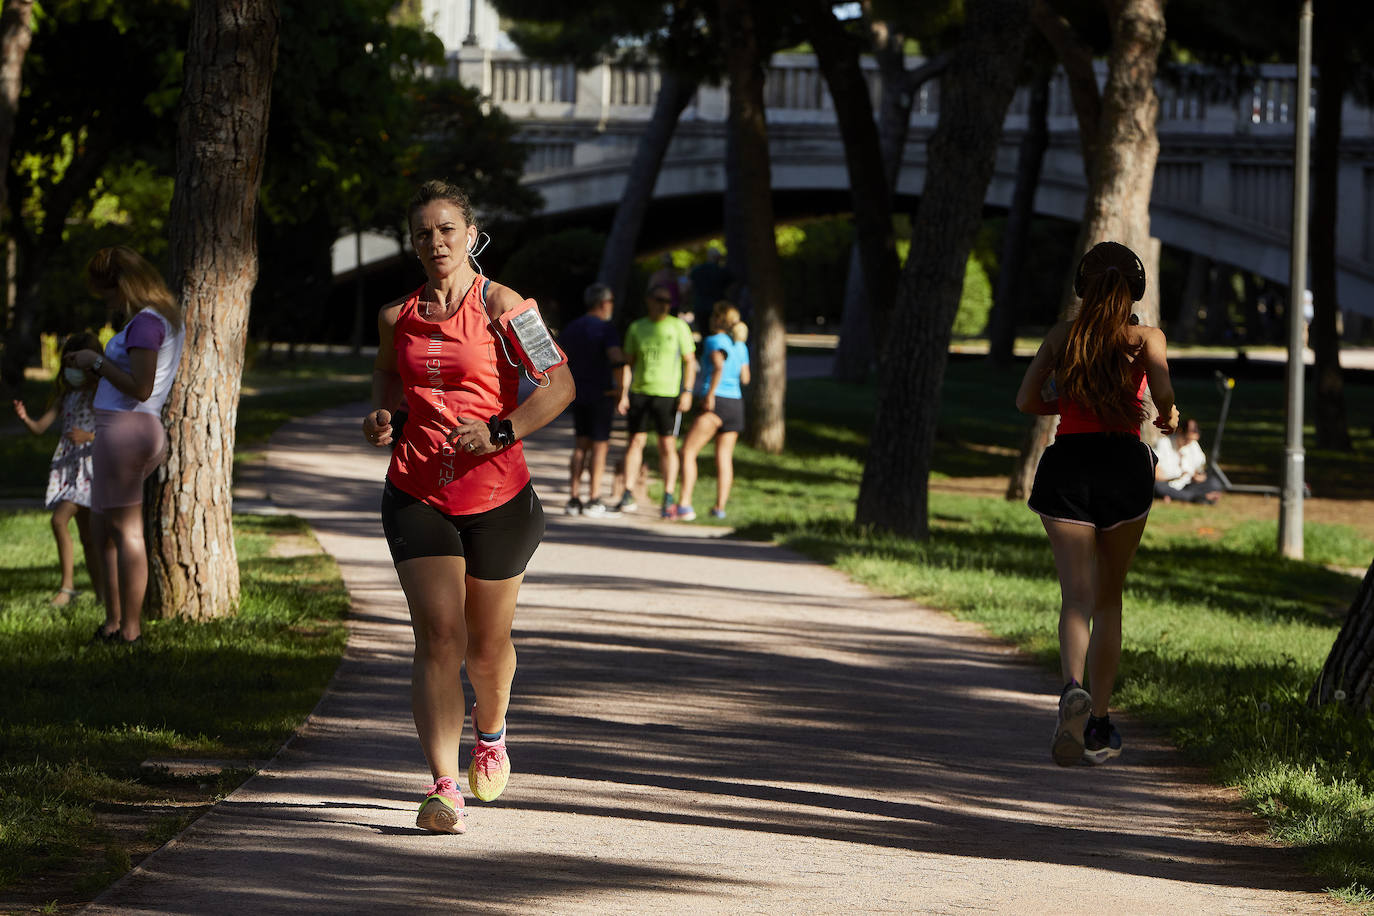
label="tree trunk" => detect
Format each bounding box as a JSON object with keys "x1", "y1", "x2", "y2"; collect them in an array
[
  {"x1": 1309, "y1": 559, "x2": 1374, "y2": 711},
  {"x1": 832, "y1": 31, "x2": 946, "y2": 383},
  {"x1": 855, "y1": 0, "x2": 1029, "y2": 536},
  {"x1": 1310, "y1": 17, "x2": 1351, "y2": 450},
  {"x1": 1004, "y1": 0, "x2": 1165, "y2": 501},
  {"x1": 1172, "y1": 249, "x2": 1206, "y2": 343},
  {"x1": 804, "y1": 2, "x2": 897, "y2": 345},
  {"x1": 0, "y1": 0, "x2": 34, "y2": 220},
  {"x1": 596, "y1": 67, "x2": 699, "y2": 306},
  {"x1": 720, "y1": 0, "x2": 787, "y2": 453},
  {"x1": 832, "y1": 246, "x2": 874, "y2": 382},
  {"x1": 147, "y1": 0, "x2": 279, "y2": 621},
  {"x1": 987, "y1": 46, "x2": 1053, "y2": 368}
]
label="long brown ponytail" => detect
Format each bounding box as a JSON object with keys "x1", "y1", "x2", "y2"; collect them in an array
[{"x1": 1057, "y1": 247, "x2": 1146, "y2": 428}]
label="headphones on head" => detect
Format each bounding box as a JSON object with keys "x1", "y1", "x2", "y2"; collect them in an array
[{"x1": 1074, "y1": 241, "x2": 1146, "y2": 302}]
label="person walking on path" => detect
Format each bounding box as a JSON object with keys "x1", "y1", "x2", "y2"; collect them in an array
[
  {"x1": 672, "y1": 302, "x2": 750, "y2": 521},
  {"x1": 560, "y1": 282, "x2": 626, "y2": 517},
  {"x1": 614, "y1": 284, "x2": 696, "y2": 518},
  {"x1": 12, "y1": 331, "x2": 105, "y2": 607},
  {"x1": 1015, "y1": 241, "x2": 1178, "y2": 767},
  {"x1": 65, "y1": 247, "x2": 185, "y2": 648},
  {"x1": 360, "y1": 179, "x2": 574, "y2": 834}
]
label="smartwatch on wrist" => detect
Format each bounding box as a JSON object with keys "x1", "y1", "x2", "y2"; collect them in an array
[
  {"x1": 488, "y1": 415, "x2": 515, "y2": 448},
  {"x1": 91, "y1": 356, "x2": 104, "y2": 376}
]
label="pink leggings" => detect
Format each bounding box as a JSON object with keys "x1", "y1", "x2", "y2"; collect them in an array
[{"x1": 92, "y1": 409, "x2": 167, "y2": 511}]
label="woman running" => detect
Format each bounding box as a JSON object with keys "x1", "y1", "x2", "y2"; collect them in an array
[
  {"x1": 361, "y1": 179, "x2": 574, "y2": 832},
  {"x1": 1015, "y1": 241, "x2": 1177, "y2": 766}
]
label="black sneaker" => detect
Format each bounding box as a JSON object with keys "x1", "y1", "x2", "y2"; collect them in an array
[
  {"x1": 583, "y1": 498, "x2": 608, "y2": 517},
  {"x1": 564, "y1": 497, "x2": 582, "y2": 516},
  {"x1": 1051, "y1": 684, "x2": 1092, "y2": 766},
  {"x1": 1083, "y1": 718, "x2": 1123, "y2": 765},
  {"x1": 617, "y1": 493, "x2": 637, "y2": 513}
]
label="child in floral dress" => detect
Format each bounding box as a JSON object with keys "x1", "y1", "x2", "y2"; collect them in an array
[{"x1": 12, "y1": 332, "x2": 104, "y2": 606}]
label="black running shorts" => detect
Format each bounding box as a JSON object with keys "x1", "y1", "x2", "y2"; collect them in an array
[
  {"x1": 707, "y1": 395, "x2": 746, "y2": 434},
  {"x1": 626, "y1": 392, "x2": 678, "y2": 437},
  {"x1": 1027, "y1": 433, "x2": 1156, "y2": 530},
  {"x1": 381, "y1": 479, "x2": 545, "y2": 580},
  {"x1": 572, "y1": 399, "x2": 614, "y2": 441}
]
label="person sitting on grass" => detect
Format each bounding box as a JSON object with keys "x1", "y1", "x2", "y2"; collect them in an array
[{"x1": 1152, "y1": 418, "x2": 1222, "y2": 504}]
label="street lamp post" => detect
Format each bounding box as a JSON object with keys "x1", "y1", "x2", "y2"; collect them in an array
[{"x1": 1279, "y1": 0, "x2": 1313, "y2": 559}]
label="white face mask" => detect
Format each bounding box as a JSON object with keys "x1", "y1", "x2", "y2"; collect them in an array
[{"x1": 64, "y1": 367, "x2": 89, "y2": 387}]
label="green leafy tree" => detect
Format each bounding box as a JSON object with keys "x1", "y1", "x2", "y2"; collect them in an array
[{"x1": 1, "y1": 0, "x2": 188, "y2": 395}]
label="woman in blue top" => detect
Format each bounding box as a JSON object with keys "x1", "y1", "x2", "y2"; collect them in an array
[{"x1": 672, "y1": 302, "x2": 750, "y2": 521}]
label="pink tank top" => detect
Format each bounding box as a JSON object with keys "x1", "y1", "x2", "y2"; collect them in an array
[
  {"x1": 1056, "y1": 363, "x2": 1148, "y2": 437},
  {"x1": 387, "y1": 280, "x2": 530, "y2": 515}
]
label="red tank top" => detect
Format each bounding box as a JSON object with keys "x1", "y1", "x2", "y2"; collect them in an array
[
  {"x1": 386, "y1": 279, "x2": 530, "y2": 515},
  {"x1": 1056, "y1": 362, "x2": 1149, "y2": 437}
]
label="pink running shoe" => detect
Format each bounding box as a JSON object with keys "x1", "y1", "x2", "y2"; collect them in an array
[
  {"x1": 468, "y1": 705, "x2": 511, "y2": 802},
  {"x1": 416, "y1": 775, "x2": 465, "y2": 834}
]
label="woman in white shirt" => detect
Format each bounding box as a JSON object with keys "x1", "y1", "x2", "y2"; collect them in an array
[
  {"x1": 1152, "y1": 418, "x2": 1221, "y2": 504},
  {"x1": 65, "y1": 247, "x2": 185, "y2": 647}
]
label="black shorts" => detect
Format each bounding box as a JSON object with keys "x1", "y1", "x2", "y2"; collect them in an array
[
  {"x1": 381, "y1": 479, "x2": 545, "y2": 580},
  {"x1": 572, "y1": 399, "x2": 614, "y2": 441},
  {"x1": 626, "y1": 392, "x2": 679, "y2": 437},
  {"x1": 707, "y1": 396, "x2": 746, "y2": 434},
  {"x1": 1028, "y1": 433, "x2": 1156, "y2": 530}
]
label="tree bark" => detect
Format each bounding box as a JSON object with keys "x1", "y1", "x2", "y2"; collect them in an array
[
  {"x1": 0, "y1": 0, "x2": 34, "y2": 220},
  {"x1": 147, "y1": 0, "x2": 279, "y2": 620},
  {"x1": 1310, "y1": 559, "x2": 1374, "y2": 711},
  {"x1": 987, "y1": 47, "x2": 1053, "y2": 368},
  {"x1": 831, "y1": 33, "x2": 947, "y2": 384},
  {"x1": 855, "y1": 0, "x2": 1029, "y2": 536},
  {"x1": 1310, "y1": 15, "x2": 1351, "y2": 450},
  {"x1": 1004, "y1": 0, "x2": 1166, "y2": 501},
  {"x1": 719, "y1": 0, "x2": 786, "y2": 453},
  {"x1": 596, "y1": 67, "x2": 700, "y2": 306}
]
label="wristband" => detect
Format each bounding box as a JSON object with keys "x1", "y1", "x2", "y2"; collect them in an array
[
  {"x1": 91, "y1": 356, "x2": 104, "y2": 376},
  {"x1": 488, "y1": 415, "x2": 515, "y2": 448}
]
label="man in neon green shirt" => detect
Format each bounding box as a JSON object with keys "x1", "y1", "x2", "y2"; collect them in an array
[{"x1": 615, "y1": 283, "x2": 696, "y2": 516}]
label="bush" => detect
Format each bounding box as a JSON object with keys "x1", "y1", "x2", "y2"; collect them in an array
[{"x1": 952, "y1": 255, "x2": 993, "y2": 338}]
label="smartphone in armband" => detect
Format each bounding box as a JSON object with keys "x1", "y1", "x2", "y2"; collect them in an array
[{"x1": 497, "y1": 299, "x2": 566, "y2": 376}]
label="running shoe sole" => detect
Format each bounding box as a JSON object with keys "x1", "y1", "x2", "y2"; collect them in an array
[
  {"x1": 1083, "y1": 732, "x2": 1123, "y2": 765},
  {"x1": 416, "y1": 795, "x2": 465, "y2": 834},
  {"x1": 1051, "y1": 687, "x2": 1092, "y2": 766}
]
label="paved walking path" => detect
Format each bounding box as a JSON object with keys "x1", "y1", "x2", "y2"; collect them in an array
[{"x1": 87, "y1": 404, "x2": 1343, "y2": 914}]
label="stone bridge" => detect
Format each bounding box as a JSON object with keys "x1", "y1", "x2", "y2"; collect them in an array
[{"x1": 341, "y1": 45, "x2": 1374, "y2": 318}]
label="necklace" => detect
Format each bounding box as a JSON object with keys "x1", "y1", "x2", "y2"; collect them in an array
[{"x1": 422, "y1": 271, "x2": 478, "y2": 320}]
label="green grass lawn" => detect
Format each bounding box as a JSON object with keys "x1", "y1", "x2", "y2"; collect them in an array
[
  {"x1": 0, "y1": 351, "x2": 368, "y2": 910},
  {"x1": 660, "y1": 359, "x2": 1374, "y2": 903}
]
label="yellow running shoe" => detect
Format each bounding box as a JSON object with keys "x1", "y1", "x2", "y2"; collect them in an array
[{"x1": 468, "y1": 706, "x2": 510, "y2": 802}]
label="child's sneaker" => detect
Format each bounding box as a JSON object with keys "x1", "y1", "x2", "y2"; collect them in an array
[
  {"x1": 617, "y1": 493, "x2": 637, "y2": 513},
  {"x1": 415, "y1": 775, "x2": 465, "y2": 833},
  {"x1": 583, "y1": 498, "x2": 608, "y2": 517},
  {"x1": 675, "y1": 504, "x2": 696, "y2": 521},
  {"x1": 1083, "y1": 717, "x2": 1123, "y2": 764},
  {"x1": 660, "y1": 493, "x2": 676, "y2": 519},
  {"x1": 1051, "y1": 683, "x2": 1092, "y2": 766},
  {"x1": 564, "y1": 497, "x2": 582, "y2": 516},
  {"x1": 710, "y1": 507, "x2": 727, "y2": 520},
  {"x1": 468, "y1": 706, "x2": 510, "y2": 802}
]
